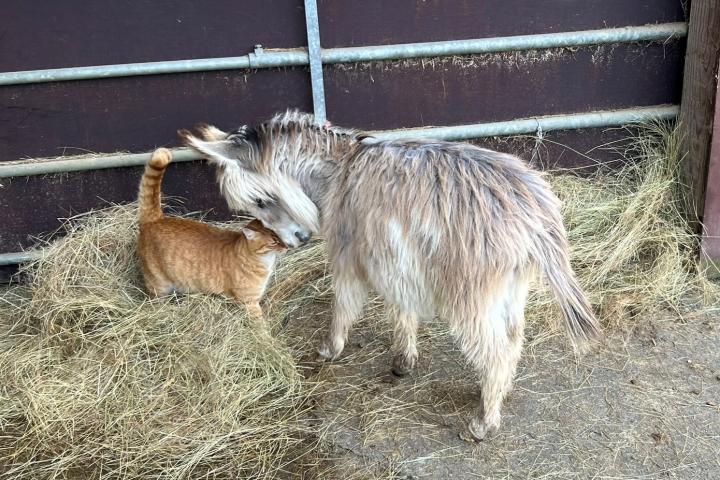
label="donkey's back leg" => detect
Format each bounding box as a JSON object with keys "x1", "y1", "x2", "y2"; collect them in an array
[
  {"x1": 452, "y1": 272, "x2": 530, "y2": 440},
  {"x1": 389, "y1": 306, "x2": 420, "y2": 376},
  {"x1": 317, "y1": 270, "x2": 369, "y2": 361}
]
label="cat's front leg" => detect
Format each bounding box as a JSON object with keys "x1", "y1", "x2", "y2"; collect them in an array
[{"x1": 245, "y1": 302, "x2": 264, "y2": 319}]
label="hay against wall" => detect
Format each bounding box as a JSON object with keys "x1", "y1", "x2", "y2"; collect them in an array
[
  {"x1": 0, "y1": 206, "x2": 316, "y2": 479},
  {"x1": 536, "y1": 122, "x2": 718, "y2": 326},
  {"x1": 0, "y1": 123, "x2": 715, "y2": 479}
]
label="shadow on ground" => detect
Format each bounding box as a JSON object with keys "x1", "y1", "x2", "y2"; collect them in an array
[{"x1": 279, "y1": 302, "x2": 720, "y2": 479}]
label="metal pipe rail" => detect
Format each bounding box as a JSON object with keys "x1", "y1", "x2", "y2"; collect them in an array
[
  {"x1": 0, "y1": 251, "x2": 40, "y2": 266},
  {"x1": 0, "y1": 105, "x2": 678, "y2": 179},
  {"x1": 0, "y1": 23, "x2": 687, "y2": 86},
  {"x1": 0, "y1": 105, "x2": 680, "y2": 265},
  {"x1": 304, "y1": 0, "x2": 327, "y2": 123}
]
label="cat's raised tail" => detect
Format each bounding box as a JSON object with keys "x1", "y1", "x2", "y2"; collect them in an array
[{"x1": 138, "y1": 148, "x2": 172, "y2": 224}]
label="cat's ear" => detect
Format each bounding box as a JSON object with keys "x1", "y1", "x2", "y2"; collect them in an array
[
  {"x1": 242, "y1": 227, "x2": 259, "y2": 240},
  {"x1": 244, "y1": 219, "x2": 265, "y2": 232}
]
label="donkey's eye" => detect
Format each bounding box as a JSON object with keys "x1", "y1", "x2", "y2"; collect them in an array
[{"x1": 255, "y1": 198, "x2": 266, "y2": 209}]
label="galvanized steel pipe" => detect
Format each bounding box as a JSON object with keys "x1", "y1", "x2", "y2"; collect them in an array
[
  {"x1": 371, "y1": 105, "x2": 679, "y2": 142},
  {"x1": 304, "y1": 0, "x2": 327, "y2": 123},
  {"x1": 321, "y1": 23, "x2": 687, "y2": 63},
  {"x1": 0, "y1": 149, "x2": 202, "y2": 178},
  {"x1": 0, "y1": 23, "x2": 687, "y2": 86},
  {"x1": 0, "y1": 251, "x2": 41, "y2": 266},
  {"x1": 0, "y1": 105, "x2": 678, "y2": 178}
]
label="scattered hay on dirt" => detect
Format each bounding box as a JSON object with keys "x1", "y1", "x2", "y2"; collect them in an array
[
  {"x1": 0, "y1": 122, "x2": 716, "y2": 479},
  {"x1": 0, "y1": 206, "x2": 313, "y2": 479}
]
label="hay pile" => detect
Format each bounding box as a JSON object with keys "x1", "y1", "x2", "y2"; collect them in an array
[
  {"x1": 536, "y1": 123, "x2": 717, "y2": 326},
  {"x1": 0, "y1": 206, "x2": 316, "y2": 479},
  {"x1": 0, "y1": 123, "x2": 715, "y2": 479}
]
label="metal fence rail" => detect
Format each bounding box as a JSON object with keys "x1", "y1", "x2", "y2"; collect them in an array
[
  {"x1": 0, "y1": 105, "x2": 678, "y2": 179},
  {"x1": 0, "y1": 23, "x2": 687, "y2": 86},
  {"x1": 0, "y1": 17, "x2": 688, "y2": 265}
]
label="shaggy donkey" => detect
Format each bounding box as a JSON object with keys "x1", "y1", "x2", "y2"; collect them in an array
[{"x1": 180, "y1": 111, "x2": 601, "y2": 440}]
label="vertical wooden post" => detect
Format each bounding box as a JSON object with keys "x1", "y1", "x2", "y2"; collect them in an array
[
  {"x1": 678, "y1": 0, "x2": 720, "y2": 225},
  {"x1": 701, "y1": 65, "x2": 720, "y2": 274}
]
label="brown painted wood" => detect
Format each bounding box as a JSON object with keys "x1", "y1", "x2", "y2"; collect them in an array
[
  {"x1": 0, "y1": 0, "x2": 685, "y2": 72},
  {"x1": 701, "y1": 63, "x2": 720, "y2": 268},
  {"x1": 475, "y1": 127, "x2": 639, "y2": 172},
  {"x1": 0, "y1": 0, "x2": 692, "y2": 267},
  {"x1": 0, "y1": 127, "x2": 636, "y2": 255},
  {"x1": 0, "y1": 0, "x2": 307, "y2": 71},
  {"x1": 0, "y1": 161, "x2": 231, "y2": 254},
  {"x1": 0, "y1": 265, "x2": 18, "y2": 283},
  {"x1": 679, "y1": 0, "x2": 720, "y2": 223},
  {"x1": 325, "y1": 42, "x2": 684, "y2": 130},
  {"x1": 318, "y1": 0, "x2": 686, "y2": 48},
  {"x1": 0, "y1": 69, "x2": 312, "y2": 160},
  {"x1": 1, "y1": 43, "x2": 683, "y2": 160}
]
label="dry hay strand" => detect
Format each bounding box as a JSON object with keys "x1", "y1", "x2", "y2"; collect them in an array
[
  {"x1": 0, "y1": 206, "x2": 312, "y2": 479},
  {"x1": 0, "y1": 122, "x2": 717, "y2": 479},
  {"x1": 530, "y1": 121, "x2": 719, "y2": 330}
]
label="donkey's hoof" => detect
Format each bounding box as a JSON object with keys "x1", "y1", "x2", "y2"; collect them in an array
[
  {"x1": 391, "y1": 353, "x2": 417, "y2": 377},
  {"x1": 465, "y1": 417, "x2": 497, "y2": 442},
  {"x1": 314, "y1": 352, "x2": 330, "y2": 363},
  {"x1": 317, "y1": 338, "x2": 343, "y2": 361}
]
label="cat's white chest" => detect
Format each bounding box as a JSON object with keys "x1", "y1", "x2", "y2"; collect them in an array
[{"x1": 258, "y1": 252, "x2": 278, "y2": 295}]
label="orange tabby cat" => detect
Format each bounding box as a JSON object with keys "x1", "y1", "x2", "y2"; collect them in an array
[{"x1": 137, "y1": 148, "x2": 287, "y2": 317}]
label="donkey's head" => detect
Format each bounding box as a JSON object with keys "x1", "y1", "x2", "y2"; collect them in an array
[{"x1": 179, "y1": 123, "x2": 319, "y2": 248}]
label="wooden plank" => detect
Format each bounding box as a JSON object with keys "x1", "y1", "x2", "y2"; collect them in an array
[
  {"x1": 325, "y1": 43, "x2": 684, "y2": 130},
  {"x1": 0, "y1": 0, "x2": 306, "y2": 71},
  {"x1": 0, "y1": 161, "x2": 231, "y2": 254},
  {"x1": 0, "y1": 69, "x2": 311, "y2": 160},
  {"x1": 679, "y1": 0, "x2": 720, "y2": 223},
  {"x1": 0, "y1": 0, "x2": 687, "y2": 72},
  {"x1": 0, "y1": 127, "x2": 638, "y2": 255},
  {"x1": 701, "y1": 62, "x2": 720, "y2": 273},
  {"x1": 318, "y1": 0, "x2": 686, "y2": 48},
  {"x1": 1, "y1": 43, "x2": 683, "y2": 161}
]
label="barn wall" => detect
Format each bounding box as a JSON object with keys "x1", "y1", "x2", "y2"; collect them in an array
[{"x1": 0, "y1": 1, "x2": 688, "y2": 260}]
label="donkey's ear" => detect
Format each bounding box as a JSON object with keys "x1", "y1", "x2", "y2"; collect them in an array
[
  {"x1": 195, "y1": 123, "x2": 230, "y2": 141},
  {"x1": 178, "y1": 129, "x2": 239, "y2": 168}
]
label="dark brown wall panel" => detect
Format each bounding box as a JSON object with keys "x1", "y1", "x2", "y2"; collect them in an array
[
  {"x1": 0, "y1": 0, "x2": 686, "y2": 73},
  {"x1": 476, "y1": 127, "x2": 638, "y2": 171},
  {"x1": 0, "y1": 1, "x2": 690, "y2": 264},
  {"x1": 0, "y1": 127, "x2": 636, "y2": 254},
  {"x1": 325, "y1": 42, "x2": 684, "y2": 130},
  {"x1": 0, "y1": 41, "x2": 683, "y2": 161},
  {"x1": 0, "y1": 68, "x2": 312, "y2": 160},
  {"x1": 318, "y1": 0, "x2": 686, "y2": 48},
  {"x1": 1, "y1": 0, "x2": 306, "y2": 71},
  {"x1": 0, "y1": 161, "x2": 230, "y2": 253}
]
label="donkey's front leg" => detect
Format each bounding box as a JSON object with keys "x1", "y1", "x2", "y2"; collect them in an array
[{"x1": 317, "y1": 273, "x2": 368, "y2": 361}]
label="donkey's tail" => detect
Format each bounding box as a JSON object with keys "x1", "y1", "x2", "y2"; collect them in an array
[
  {"x1": 138, "y1": 148, "x2": 172, "y2": 224},
  {"x1": 534, "y1": 227, "x2": 602, "y2": 350}
]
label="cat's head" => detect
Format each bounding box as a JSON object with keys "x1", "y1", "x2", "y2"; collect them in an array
[{"x1": 242, "y1": 219, "x2": 289, "y2": 254}]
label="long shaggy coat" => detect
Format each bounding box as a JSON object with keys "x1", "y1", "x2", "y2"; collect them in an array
[{"x1": 180, "y1": 111, "x2": 601, "y2": 440}]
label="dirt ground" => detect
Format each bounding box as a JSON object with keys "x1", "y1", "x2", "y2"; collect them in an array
[
  {"x1": 1, "y1": 277, "x2": 717, "y2": 479},
  {"x1": 280, "y1": 301, "x2": 720, "y2": 479}
]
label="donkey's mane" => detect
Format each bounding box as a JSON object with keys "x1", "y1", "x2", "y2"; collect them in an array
[{"x1": 242, "y1": 110, "x2": 370, "y2": 170}]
